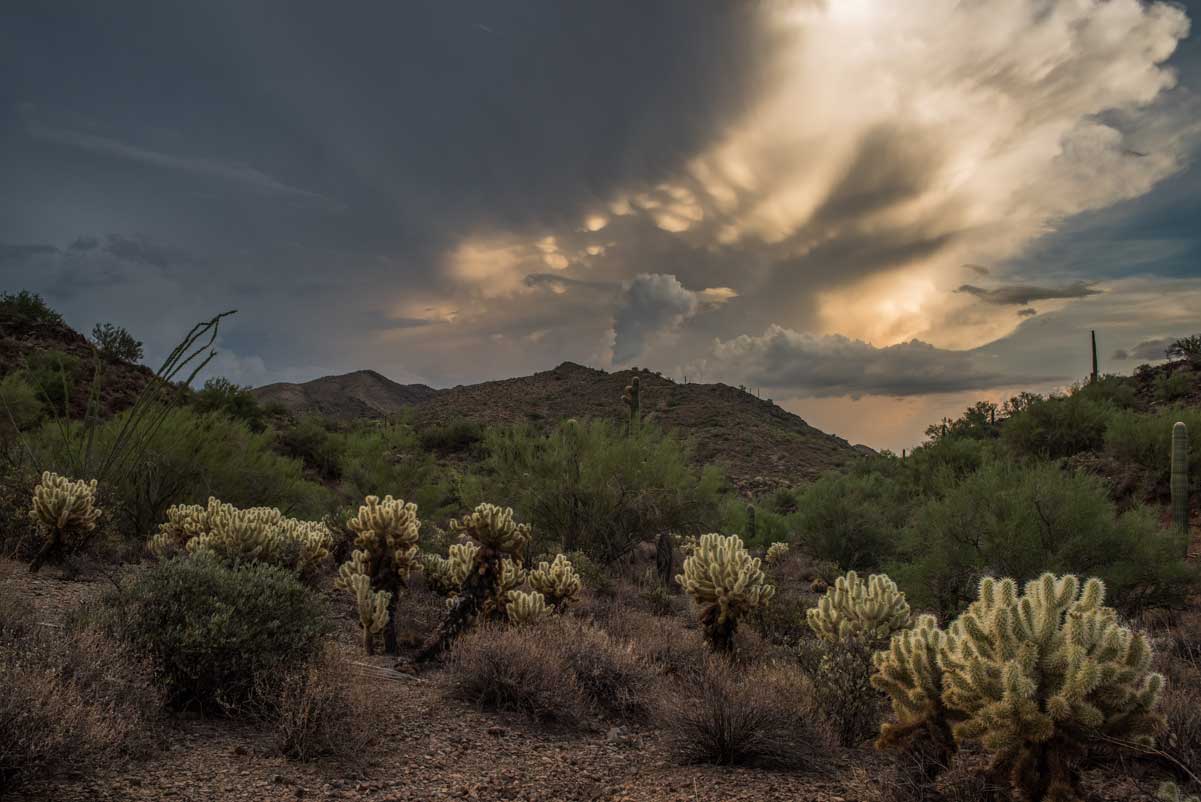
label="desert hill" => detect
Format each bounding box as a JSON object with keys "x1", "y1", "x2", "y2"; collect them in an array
[{"x1": 253, "y1": 370, "x2": 439, "y2": 420}]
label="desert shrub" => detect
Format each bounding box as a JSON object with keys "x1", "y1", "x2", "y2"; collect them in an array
[
  {"x1": 892, "y1": 461, "x2": 1197, "y2": 618},
  {"x1": 27, "y1": 406, "x2": 331, "y2": 540},
  {"x1": 1073, "y1": 374, "x2": 1140, "y2": 410},
  {"x1": 895, "y1": 435, "x2": 989, "y2": 498},
  {"x1": 791, "y1": 471, "x2": 907, "y2": 570},
  {"x1": 1156, "y1": 372, "x2": 1194, "y2": 403},
  {"x1": 258, "y1": 646, "x2": 379, "y2": 762},
  {"x1": 1001, "y1": 392, "x2": 1111, "y2": 460},
  {"x1": 658, "y1": 658, "x2": 830, "y2": 768},
  {"x1": 0, "y1": 372, "x2": 44, "y2": 438},
  {"x1": 1167, "y1": 335, "x2": 1201, "y2": 365},
  {"x1": 718, "y1": 498, "x2": 789, "y2": 549},
  {"x1": 1160, "y1": 683, "x2": 1201, "y2": 791},
  {"x1": 0, "y1": 290, "x2": 63, "y2": 325},
  {"x1": 191, "y1": 376, "x2": 266, "y2": 431},
  {"x1": 794, "y1": 636, "x2": 881, "y2": 747},
  {"x1": 748, "y1": 582, "x2": 812, "y2": 646},
  {"x1": 91, "y1": 322, "x2": 144, "y2": 362},
  {"x1": 276, "y1": 414, "x2": 345, "y2": 481},
  {"x1": 596, "y1": 607, "x2": 708, "y2": 677},
  {"x1": 335, "y1": 422, "x2": 457, "y2": 520},
  {"x1": 1106, "y1": 407, "x2": 1201, "y2": 496},
  {"x1": 469, "y1": 419, "x2": 723, "y2": 563},
  {"x1": 445, "y1": 623, "x2": 586, "y2": 725},
  {"x1": 0, "y1": 609, "x2": 160, "y2": 794},
  {"x1": 543, "y1": 618, "x2": 655, "y2": 720},
  {"x1": 418, "y1": 418, "x2": 483, "y2": 454},
  {"x1": 23, "y1": 349, "x2": 81, "y2": 415},
  {"x1": 95, "y1": 556, "x2": 329, "y2": 713}
]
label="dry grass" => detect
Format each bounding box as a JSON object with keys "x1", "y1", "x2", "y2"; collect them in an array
[
  {"x1": 260, "y1": 646, "x2": 381, "y2": 762},
  {"x1": 657, "y1": 657, "x2": 833, "y2": 769},
  {"x1": 595, "y1": 606, "x2": 708, "y2": 677},
  {"x1": 542, "y1": 618, "x2": 656, "y2": 721},
  {"x1": 446, "y1": 623, "x2": 588, "y2": 726},
  {"x1": 0, "y1": 588, "x2": 161, "y2": 794}
]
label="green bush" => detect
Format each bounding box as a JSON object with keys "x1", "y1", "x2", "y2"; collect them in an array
[
  {"x1": 0, "y1": 372, "x2": 44, "y2": 438},
  {"x1": 1106, "y1": 407, "x2": 1201, "y2": 496},
  {"x1": 467, "y1": 419, "x2": 723, "y2": 563},
  {"x1": 25, "y1": 406, "x2": 330, "y2": 546},
  {"x1": 0, "y1": 290, "x2": 63, "y2": 325},
  {"x1": 95, "y1": 557, "x2": 329, "y2": 713},
  {"x1": 790, "y1": 471, "x2": 907, "y2": 571},
  {"x1": 336, "y1": 422, "x2": 457, "y2": 520},
  {"x1": 418, "y1": 418, "x2": 483, "y2": 454},
  {"x1": 23, "y1": 349, "x2": 81, "y2": 416},
  {"x1": 1000, "y1": 393, "x2": 1111, "y2": 460},
  {"x1": 892, "y1": 461, "x2": 1197, "y2": 618},
  {"x1": 1155, "y1": 371, "x2": 1193, "y2": 403},
  {"x1": 191, "y1": 377, "x2": 266, "y2": 431},
  {"x1": 91, "y1": 322, "x2": 144, "y2": 363},
  {"x1": 1073, "y1": 374, "x2": 1139, "y2": 410},
  {"x1": 276, "y1": 415, "x2": 345, "y2": 481}
]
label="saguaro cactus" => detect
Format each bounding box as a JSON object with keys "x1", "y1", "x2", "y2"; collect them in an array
[
  {"x1": 1090, "y1": 330, "x2": 1099, "y2": 384},
  {"x1": 746, "y1": 503, "x2": 757, "y2": 542},
  {"x1": 655, "y1": 530, "x2": 675, "y2": 588},
  {"x1": 1172, "y1": 421, "x2": 1189, "y2": 538},
  {"x1": 676, "y1": 533, "x2": 775, "y2": 652},
  {"x1": 28, "y1": 471, "x2": 102, "y2": 573},
  {"x1": 622, "y1": 375, "x2": 640, "y2": 433}
]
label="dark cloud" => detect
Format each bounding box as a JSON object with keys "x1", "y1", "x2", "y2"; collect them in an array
[
  {"x1": 612, "y1": 274, "x2": 700, "y2": 365},
  {"x1": 69, "y1": 236, "x2": 99, "y2": 252},
  {"x1": 100, "y1": 235, "x2": 187, "y2": 269},
  {"x1": 956, "y1": 281, "x2": 1102, "y2": 305},
  {"x1": 1017, "y1": 307, "x2": 1037, "y2": 317},
  {"x1": 0, "y1": 243, "x2": 58, "y2": 262},
  {"x1": 964, "y1": 263, "x2": 990, "y2": 276},
  {"x1": 1112, "y1": 337, "x2": 1174, "y2": 360},
  {"x1": 708, "y1": 325, "x2": 1057, "y2": 398}
]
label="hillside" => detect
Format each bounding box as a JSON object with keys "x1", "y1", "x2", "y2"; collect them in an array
[
  {"x1": 253, "y1": 370, "x2": 439, "y2": 419},
  {"x1": 407, "y1": 361, "x2": 863, "y2": 493}
]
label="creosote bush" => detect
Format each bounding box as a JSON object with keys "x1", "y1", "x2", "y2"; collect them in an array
[
  {"x1": 95, "y1": 556, "x2": 329, "y2": 714},
  {"x1": 658, "y1": 658, "x2": 831, "y2": 769}
]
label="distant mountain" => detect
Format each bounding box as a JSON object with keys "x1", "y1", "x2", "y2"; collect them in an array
[{"x1": 252, "y1": 370, "x2": 439, "y2": 419}]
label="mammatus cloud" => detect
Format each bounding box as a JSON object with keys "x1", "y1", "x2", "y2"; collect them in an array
[
  {"x1": 955, "y1": 281, "x2": 1102, "y2": 305},
  {"x1": 701, "y1": 324, "x2": 1055, "y2": 398},
  {"x1": 611, "y1": 273, "x2": 735, "y2": 364}
]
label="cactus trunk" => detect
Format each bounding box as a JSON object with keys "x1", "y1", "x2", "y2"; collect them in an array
[
  {"x1": 1172, "y1": 421, "x2": 1189, "y2": 538},
  {"x1": 700, "y1": 603, "x2": 736, "y2": 653},
  {"x1": 415, "y1": 554, "x2": 498, "y2": 662},
  {"x1": 655, "y1": 530, "x2": 675, "y2": 588}
]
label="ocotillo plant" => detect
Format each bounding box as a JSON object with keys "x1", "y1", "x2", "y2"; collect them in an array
[
  {"x1": 1172, "y1": 421, "x2": 1189, "y2": 538},
  {"x1": 622, "y1": 375, "x2": 640, "y2": 433}
]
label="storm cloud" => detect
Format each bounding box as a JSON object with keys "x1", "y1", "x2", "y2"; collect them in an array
[{"x1": 956, "y1": 281, "x2": 1103, "y2": 305}]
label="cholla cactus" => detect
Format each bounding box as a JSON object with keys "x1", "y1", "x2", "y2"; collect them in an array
[
  {"x1": 808, "y1": 571, "x2": 911, "y2": 644},
  {"x1": 674, "y1": 533, "x2": 699, "y2": 557},
  {"x1": 765, "y1": 541, "x2": 790, "y2": 564},
  {"x1": 676, "y1": 533, "x2": 775, "y2": 652},
  {"x1": 505, "y1": 590, "x2": 552, "y2": 626},
  {"x1": 448, "y1": 542, "x2": 481, "y2": 586},
  {"x1": 335, "y1": 496, "x2": 421, "y2": 655},
  {"x1": 870, "y1": 615, "x2": 956, "y2": 778},
  {"x1": 416, "y1": 504, "x2": 533, "y2": 662},
  {"x1": 28, "y1": 471, "x2": 102, "y2": 573},
  {"x1": 527, "y1": 554, "x2": 581, "y2": 610},
  {"x1": 148, "y1": 498, "x2": 332, "y2": 579},
  {"x1": 420, "y1": 552, "x2": 457, "y2": 595},
  {"x1": 875, "y1": 573, "x2": 1165, "y2": 802},
  {"x1": 347, "y1": 572, "x2": 392, "y2": 655}
]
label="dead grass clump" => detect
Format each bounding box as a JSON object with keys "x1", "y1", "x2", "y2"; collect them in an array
[
  {"x1": 658, "y1": 658, "x2": 832, "y2": 769},
  {"x1": 544, "y1": 618, "x2": 655, "y2": 721},
  {"x1": 1160, "y1": 677, "x2": 1201, "y2": 789},
  {"x1": 0, "y1": 618, "x2": 161, "y2": 793},
  {"x1": 599, "y1": 607, "x2": 707, "y2": 677},
  {"x1": 446, "y1": 623, "x2": 587, "y2": 726},
  {"x1": 795, "y1": 636, "x2": 882, "y2": 747}
]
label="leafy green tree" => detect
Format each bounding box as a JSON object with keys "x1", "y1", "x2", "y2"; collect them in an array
[
  {"x1": 0, "y1": 291, "x2": 63, "y2": 325},
  {"x1": 90, "y1": 322, "x2": 143, "y2": 362}
]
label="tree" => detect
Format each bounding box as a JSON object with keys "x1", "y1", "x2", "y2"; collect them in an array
[{"x1": 91, "y1": 322, "x2": 144, "y2": 362}]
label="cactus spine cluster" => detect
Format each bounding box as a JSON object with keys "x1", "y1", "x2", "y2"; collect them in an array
[
  {"x1": 504, "y1": 590, "x2": 552, "y2": 626},
  {"x1": 416, "y1": 503, "x2": 532, "y2": 661},
  {"x1": 148, "y1": 497, "x2": 333, "y2": 579},
  {"x1": 764, "y1": 541, "x2": 790, "y2": 564},
  {"x1": 676, "y1": 532, "x2": 775, "y2": 652},
  {"x1": 622, "y1": 375, "x2": 640, "y2": 433},
  {"x1": 28, "y1": 471, "x2": 102, "y2": 573},
  {"x1": 335, "y1": 495, "x2": 421, "y2": 654},
  {"x1": 1172, "y1": 421, "x2": 1189, "y2": 538},
  {"x1": 808, "y1": 571, "x2": 912, "y2": 644},
  {"x1": 872, "y1": 573, "x2": 1165, "y2": 802},
  {"x1": 527, "y1": 554, "x2": 581, "y2": 610}
]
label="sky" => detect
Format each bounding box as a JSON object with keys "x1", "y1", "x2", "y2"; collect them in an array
[{"x1": 2, "y1": 0, "x2": 1200, "y2": 452}]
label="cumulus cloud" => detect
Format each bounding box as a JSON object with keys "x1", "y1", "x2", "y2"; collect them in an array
[
  {"x1": 704, "y1": 324, "x2": 1053, "y2": 398},
  {"x1": 956, "y1": 281, "x2": 1102, "y2": 305},
  {"x1": 611, "y1": 273, "x2": 735, "y2": 364}
]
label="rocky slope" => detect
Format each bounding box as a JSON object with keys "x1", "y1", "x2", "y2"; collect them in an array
[{"x1": 253, "y1": 370, "x2": 439, "y2": 419}]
